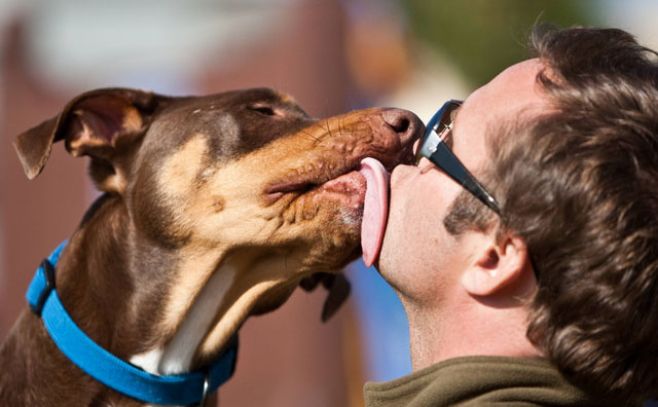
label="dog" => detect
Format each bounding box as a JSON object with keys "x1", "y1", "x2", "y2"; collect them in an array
[{"x1": 0, "y1": 87, "x2": 421, "y2": 406}]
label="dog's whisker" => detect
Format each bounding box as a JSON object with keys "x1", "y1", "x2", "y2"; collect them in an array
[
  {"x1": 301, "y1": 128, "x2": 322, "y2": 144},
  {"x1": 323, "y1": 119, "x2": 334, "y2": 140}
]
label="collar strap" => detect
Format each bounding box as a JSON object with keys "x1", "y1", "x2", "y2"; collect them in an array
[{"x1": 26, "y1": 241, "x2": 238, "y2": 406}]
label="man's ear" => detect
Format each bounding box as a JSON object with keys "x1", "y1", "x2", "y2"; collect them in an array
[
  {"x1": 460, "y1": 229, "x2": 532, "y2": 297},
  {"x1": 13, "y1": 88, "x2": 166, "y2": 192}
]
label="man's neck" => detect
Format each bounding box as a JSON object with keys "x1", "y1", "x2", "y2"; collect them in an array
[{"x1": 404, "y1": 296, "x2": 542, "y2": 371}]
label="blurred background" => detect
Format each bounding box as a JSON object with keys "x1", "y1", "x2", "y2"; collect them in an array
[{"x1": 0, "y1": 0, "x2": 656, "y2": 406}]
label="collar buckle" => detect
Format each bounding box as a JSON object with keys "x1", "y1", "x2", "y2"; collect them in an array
[{"x1": 197, "y1": 372, "x2": 211, "y2": 406}]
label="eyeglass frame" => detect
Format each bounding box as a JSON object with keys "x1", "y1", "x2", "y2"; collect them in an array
[{"x1": 416, "y1": 100, "x2": 502, "y2": 215}]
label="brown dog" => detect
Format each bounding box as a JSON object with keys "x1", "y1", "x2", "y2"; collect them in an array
[{"x1": 0, "y1": 87, "x2": 421, "y2": 406}]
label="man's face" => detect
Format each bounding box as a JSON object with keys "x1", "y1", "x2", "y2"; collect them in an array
[{"x1": 378, "y1": 58, "x2": 546, "y2": 304}]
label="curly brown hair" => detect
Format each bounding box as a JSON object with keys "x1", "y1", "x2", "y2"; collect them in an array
[{"x1": 445, "y1": 26, "x2": 658, "y2": 402}]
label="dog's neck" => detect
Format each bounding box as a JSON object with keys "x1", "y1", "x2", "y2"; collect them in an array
[
  {"x1": 131, "y1": 251, "x2": 288, "y2": 375},
  {"x1": 70, "y1": 193, "x2": 289, "y2": 370},
  {"x1": 1, "y1": 193, "x2": 293, "y2": 404}
]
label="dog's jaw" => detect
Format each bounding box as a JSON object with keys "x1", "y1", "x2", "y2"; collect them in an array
[{"x1": 130, "y1": 109, "x2": 420, "y2": 374}]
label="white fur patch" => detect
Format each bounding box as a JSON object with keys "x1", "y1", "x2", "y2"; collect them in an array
[
  {"x1": 129, "y1": 347, "x2": 164, "y2": 375},
  {"x1": 158, "y1": 263, "x2": 236, "y2": 375}
]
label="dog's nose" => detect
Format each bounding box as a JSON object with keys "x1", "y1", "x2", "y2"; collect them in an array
[{"x1": 381, "y1": 109, "x2": 423, "y2": 145}]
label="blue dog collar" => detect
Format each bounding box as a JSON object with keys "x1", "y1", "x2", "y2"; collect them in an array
[{"x1": 26, "y1": 241, "x2": 238, "y2": 405}]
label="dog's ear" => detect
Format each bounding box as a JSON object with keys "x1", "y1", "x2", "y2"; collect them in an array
[
  {"x1": 14, "y1": 88, "x2": 165, "y2": 191},
  {"x1": 300, "y1": 272, "x2": 351, "y2": 322}
]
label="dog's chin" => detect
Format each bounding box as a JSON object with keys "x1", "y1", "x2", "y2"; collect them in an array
[{"x1": 287, "y1": 173, "x2": 366, "y2": 268}]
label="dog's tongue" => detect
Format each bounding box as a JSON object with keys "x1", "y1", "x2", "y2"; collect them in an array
[{"x1": 359, "y1": 158, "x2": 390, "y2": 268}]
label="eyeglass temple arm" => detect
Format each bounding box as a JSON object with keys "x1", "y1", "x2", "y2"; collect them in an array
[{"x1": 430, "y1": 142, "x2": 501, "y2": 214}]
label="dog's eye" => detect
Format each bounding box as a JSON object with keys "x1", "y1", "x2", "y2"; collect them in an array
[{"x1": 248, "y1": 105, "x2": 277, "y2": 116}]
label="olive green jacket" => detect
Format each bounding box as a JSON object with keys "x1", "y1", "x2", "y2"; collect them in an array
[{"x1": 364, "y1": 356, "x2": 633, "y2": 406}]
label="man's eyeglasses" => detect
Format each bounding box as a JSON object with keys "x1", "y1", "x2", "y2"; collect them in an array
[{"x1": 415, "y1": 100, "x2": 501, "y2": 215}]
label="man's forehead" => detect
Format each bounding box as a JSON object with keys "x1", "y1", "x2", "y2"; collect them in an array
[
  {"x1": 462, "y1": 59, "x2": 546, "y2": 123},
  {"x1": 453, "y1": 59, "x2": 547, "y2": 148},
  {"x1": 499, "y1": 58, "x2": 544, "y2": 82}
]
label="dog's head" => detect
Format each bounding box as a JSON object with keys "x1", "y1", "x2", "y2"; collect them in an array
[{"x1": 15, "y1": 87, "x2": 421, "y2": 362}]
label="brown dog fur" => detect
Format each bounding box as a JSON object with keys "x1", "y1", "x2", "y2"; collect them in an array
[{"x1": 0, "y1": 87, "x2": 420, "y2": 406}]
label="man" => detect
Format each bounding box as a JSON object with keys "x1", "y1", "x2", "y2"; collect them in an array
[{"x1": 363, "y1": 26, "x2": 658, "y2": 406}]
